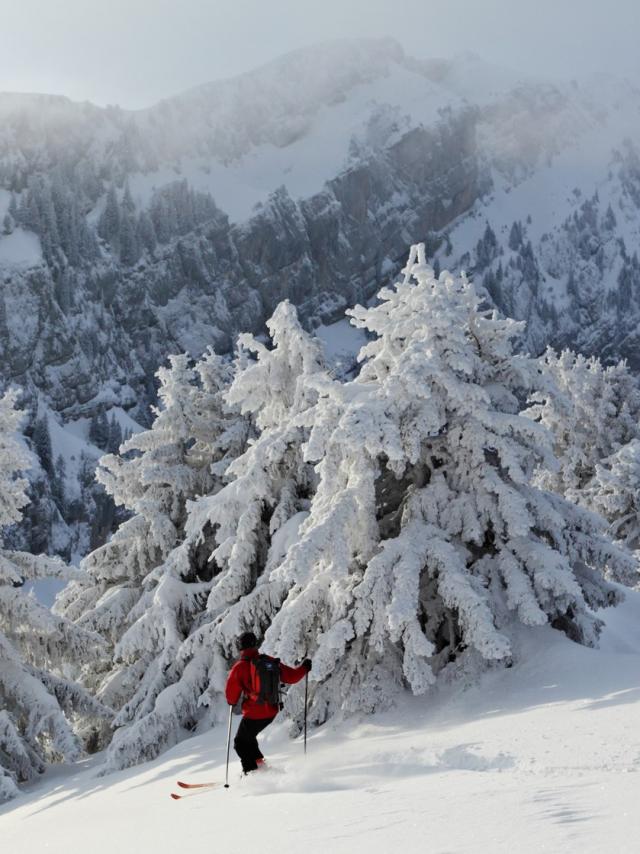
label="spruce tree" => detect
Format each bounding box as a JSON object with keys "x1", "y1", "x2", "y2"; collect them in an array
[
  {"x1": 89, "y1": 411, "x2": 110, "y2": 450},
  {"x1": 98, "y1": 185, "x2": 120, "y2": 247},
  {"x1": 51, "y1": 454, "x2": 67, "y2": 512},
  {"x1": 526, "y1": 348, "x2": 640, "y2": 545},
  {"x1": 0, "y1": 390, "x2": 110, "y2": 803},
  {"x1": 56, "y1": 351, "x2": 248, "y2": 738},
  {"x1": 119, "y1": 211, "x2": 139, "y2": 266},
  {"x1": 508, "y1": 221, "x2": 523, "y2": 251},
  {"x1": 250, "y1": 246, "x2": 633, "y2": 724},
  {"x1": 136, "y1": 210, "x2": 157, "y2": 254},
  {"x1": 107, "y1": 414, "x2": 123, "y2": 454},
  {"x1": 101, "y1": 303, "x2": 324, "y2": 771},
  {"x1": 32, "y1": 416, "x2": 53, "y2": 478},
  {"x1": 8, "y1": 192, "x2": 18, "y2": 222},
  {"x1": 589, "y1": 440, "x2": 640, "y2": 550},
  {"x1": 95, "y1": 257, "x2": 637, "y2": 772}
]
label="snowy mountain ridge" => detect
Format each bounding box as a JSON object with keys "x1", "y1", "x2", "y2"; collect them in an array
[
  {"x1": 2, "y1": 39, "x2": 636, "y2": 219},
  {"x1": 0, "y1": 39, "x2": 518, "y2": 174}
]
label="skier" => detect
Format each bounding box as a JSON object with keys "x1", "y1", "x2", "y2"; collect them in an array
[{"x1": 225, "y1": 631, "x2": 311, "y2": 774}]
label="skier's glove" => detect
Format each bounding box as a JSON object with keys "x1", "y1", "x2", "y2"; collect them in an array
[{"x1": 302, "y1": 658, "x2": 312, "y2": 672}]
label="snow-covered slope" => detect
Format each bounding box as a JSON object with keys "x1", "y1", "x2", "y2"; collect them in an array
[{"x1": 3, "y1": 589, "x2": 640, "y2": 853}]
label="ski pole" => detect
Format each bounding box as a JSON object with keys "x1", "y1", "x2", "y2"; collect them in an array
[
  {"x1": 303, "y1": 671, "x2": 308, "y2": 756},
  {"x1": 224, "y1": 705, "x2": 233, "y2": 788}
]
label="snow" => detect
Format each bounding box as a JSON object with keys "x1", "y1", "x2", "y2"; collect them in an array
[
  {"x1": 429, "y1": 51, "x2": 538, "y2": 104},
  {"x1": 4, "y1": 44, "x2": 640, "y2": 850},
  {"x1": 109, "y1": 406, "x2": 144, "y2": 437},
  {"x1": 315, "y1": 318, "x2": 369, "y2": 376},
  {"x1": 3, "y1": 588, "x2": 640, "y2": 853},
  {"x1": 267, "y1": 511, "x2": 309, "y2": 571},
  {"x1": 123, "y1": 45, "x2": 640, "y2": 226},
  {"x1": 46, "y1": 405, "x2": 142, "y2": 500},
  {"x1": 3, "y1": 41, "x2": 639, "y2": 235},
  {"x1": 48, "y1": 413, "x2": 101, "y2": 501},
  {"x1": 0, "y1": 228, "x2": 42, "y2": 268},
  {"x1": 450, "y1": 111, "x2": 640, "y2": 255},
  {"x1": 438, "y1": 95, "x2": 640, "y2": 323},
  {"x1": 27, "y1": 405, "x2": 144, "y2": 597}
]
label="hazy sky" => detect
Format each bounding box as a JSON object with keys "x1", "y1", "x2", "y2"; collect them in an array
[{"x1": 2, "y1": 0, "x2": 639, "y2": 108}]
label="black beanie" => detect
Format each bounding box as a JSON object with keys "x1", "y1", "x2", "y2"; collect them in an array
[{"x1": 237, "y1": 631, "x2": 258, "y2": 651}]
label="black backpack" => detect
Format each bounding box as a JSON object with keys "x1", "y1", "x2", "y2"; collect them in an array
[{"x1": 251, "y1": 654, "x2": 281, "y2": 707}]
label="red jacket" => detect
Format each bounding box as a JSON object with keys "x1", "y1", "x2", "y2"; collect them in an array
[{"x1": 225, "y1": 648, "x2": 307, "y2": 720}]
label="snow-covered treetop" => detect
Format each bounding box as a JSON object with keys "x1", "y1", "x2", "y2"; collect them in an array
[
  {"x1": 98, "y1": 354, "x2": 205, "y2": 516},
  {"x1": 228, "y1": 300, "x2": 325, "y2": 430},
  {"x1": 525, "y1": 349, "x2": 640, "y2": 532}
]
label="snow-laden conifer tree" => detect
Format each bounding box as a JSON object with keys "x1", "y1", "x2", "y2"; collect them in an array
[
  {"x1": 55, "y1": 351, "x2": 247, "y2": 721},
  {"x1": 89, "y1": 254, "x2": 637, "y2": 774},
  {"x1": 526, "y1": 349, "x2": 640, "y2": 507},
  {"x1": 0, "y1": 390, "x2": 110, "y2": 803},
  {"x1": 589, "y1": 439, "x2": 640, "y2": 550},
  {"x1": 102, "y1": 301, "x2": 326, "y2": 771},
  {"x1": 254, "y1": 245, "x2": 634, "y2": 724}
]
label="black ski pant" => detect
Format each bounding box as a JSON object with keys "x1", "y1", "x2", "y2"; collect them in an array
[{"x1": 234, "y1": 715, "x2": 276, "y2": 773}]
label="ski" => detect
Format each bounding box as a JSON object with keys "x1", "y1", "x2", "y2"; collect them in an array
[
  {"x1": 170, "y1": 784, "x2": 219, "y2": 800},
  {"x1": 177, "y1": 780, "x2": 217, "y2": 789}
]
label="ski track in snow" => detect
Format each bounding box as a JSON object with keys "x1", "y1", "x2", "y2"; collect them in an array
[{"x1": 2, "y1": 589, "x2": 640, "y2": 853}]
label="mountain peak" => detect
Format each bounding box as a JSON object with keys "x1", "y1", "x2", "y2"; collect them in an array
[{"x1": 157, "y1": 36, "x2": 408, "y2": 110}]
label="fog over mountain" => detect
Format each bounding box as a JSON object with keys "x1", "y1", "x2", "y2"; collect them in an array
[
  {"x1": 3, "y1": 0, "x2": 640, "y2": 106},
  {"x1": 1, "y1": 37, "x2": 640, "y2": 558}
]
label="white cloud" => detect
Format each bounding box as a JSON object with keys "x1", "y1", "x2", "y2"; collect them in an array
[{"x1": 0, "y1": 0, "x2": 638, "y2": 107}]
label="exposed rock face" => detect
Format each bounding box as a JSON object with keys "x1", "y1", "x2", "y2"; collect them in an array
[{"x1": 1, "y1": 109, "x2": 484, "y2": 420}]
